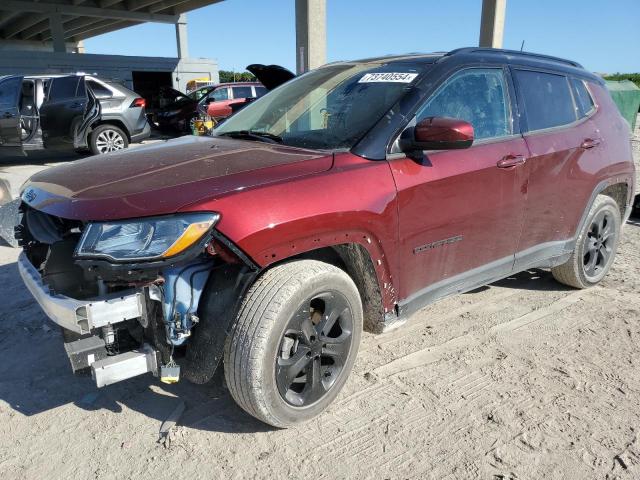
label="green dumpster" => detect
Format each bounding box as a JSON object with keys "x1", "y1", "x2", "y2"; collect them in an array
[{"x1": 605, "y1": 80, "x2": 640, "y2": 131}]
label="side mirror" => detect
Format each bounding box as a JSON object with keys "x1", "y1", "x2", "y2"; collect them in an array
[{"x1": 401, "y1": 116, "x2": 474, "y2": 152}]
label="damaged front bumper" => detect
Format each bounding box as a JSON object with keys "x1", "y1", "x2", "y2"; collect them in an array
[
  {"x1": 19, "y1": 251, "x2": 159, "y2": 387},
  {"x1": 18, "y1": 252, "x2": 145, "y2": 335}
]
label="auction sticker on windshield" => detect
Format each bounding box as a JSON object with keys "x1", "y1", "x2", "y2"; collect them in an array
[{"x1": 358, "y1": 72, "x2": 418, "y2": 83}]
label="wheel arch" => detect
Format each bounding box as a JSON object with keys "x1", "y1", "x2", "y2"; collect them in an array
[
  {"x1": 279, "y1": 243, "x2": 388, "y2": 333},
  {"x1": 575, "y1": 177, "x2": 634, "y2": 238},
  {"x1": 600, "y1": 182, "x2": 630, "y2": 219},
  {"x1": 90, "y1": 119, "x2": 131, "y2": 141}
]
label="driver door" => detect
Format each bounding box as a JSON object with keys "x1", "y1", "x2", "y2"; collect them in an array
[
  {"x1": 388, "y1": 67, "x2": 529, "y2": 308},
  {"x1": 40, "y1": 76, "x2": 100, "y2": 150},
  {"x1": 0, "y1": 76, "x2": 23, "y2": 149}
]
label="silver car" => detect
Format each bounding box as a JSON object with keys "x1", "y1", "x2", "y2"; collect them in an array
[{"x1": 0, "y1": 74, "x2": 150, "y2": 155}]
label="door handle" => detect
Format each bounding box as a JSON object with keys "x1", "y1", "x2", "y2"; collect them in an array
[
  {"x1": 581, "y1": 138, "x2": 601, "y2": 149},
  {"x1": 497, "y1": 154, "x2": 526, "y2": 168},
  {"x1": 2, "y1": 112, "x2": 15, "y2": 118}
]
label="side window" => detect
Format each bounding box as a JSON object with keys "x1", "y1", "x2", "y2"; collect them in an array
[
  {"x1": 571, "y1": 78, "x2": 595, "y2": 118},
  {"x1": 514, "y1": 70, "x2": 577, "y2": 131},
  {"x1": 48, "y1": 77, "x2": 82, "y2": 101},
  {"x1": 209, "y1": 88, "x2": 229, "y2": 102},
  {"x1": 0, "y1": 78, "x2": 21, "y2": 106},
  {"x1": 254, "y1": 86, "x2": 267, "y2": 97},
  {"x1": 416, "y1": 68, "x2": 512, "y2": 141},
  {"x1": 232, "y1": 86, "x2": 254, "y2": 99},
  {"x1": 87, "y1": 80, "x2": 112, "y2": 98}
]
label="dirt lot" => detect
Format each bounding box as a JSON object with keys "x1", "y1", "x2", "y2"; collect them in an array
[{"x1": 0, "y1": 126, "x2": 639, "y2": 479}]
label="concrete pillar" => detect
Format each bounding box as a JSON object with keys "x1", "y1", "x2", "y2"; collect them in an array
[
  {"x1": 295, "y1": 0, "x2": 326, "y2": 74},
  {"x1": 479, "y1": 0, "x2": 507, "y2": 48},
  {"x1": 175, "y1": 13, "x2": 189, "y2": 59},
  {"x1": 49, "y1": 13, "x2": 66, "y2": 53}
]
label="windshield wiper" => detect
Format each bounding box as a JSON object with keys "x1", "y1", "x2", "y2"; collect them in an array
[{"x1": 218, "y1": 130, "x2": 283, "y2": 144}]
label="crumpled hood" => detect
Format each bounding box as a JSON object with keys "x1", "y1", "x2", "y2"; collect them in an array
[{"x1": 21, "y1": 136, "x2": 332, "y2": 221}]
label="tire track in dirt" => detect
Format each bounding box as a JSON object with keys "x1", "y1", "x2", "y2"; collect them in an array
[{"x1": 371, "y1": 288, "x2": 618, "y2": 378}]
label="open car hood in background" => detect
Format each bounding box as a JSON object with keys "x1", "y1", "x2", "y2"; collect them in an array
[{"x1": 246, "y1": 64, "x2": 296, "y2": 91}]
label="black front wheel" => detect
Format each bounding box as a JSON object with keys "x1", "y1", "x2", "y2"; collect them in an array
[{"x1": 224, "y1": 260, "x2": 363, "y2": 428}]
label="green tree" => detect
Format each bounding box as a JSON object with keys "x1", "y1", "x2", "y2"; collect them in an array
[
  {"x1": 603, "y1": 73, "x2": 640, "y2": 88},
  {"x1": 219, "y1": 70, "x2": 257, "y2": 83}
]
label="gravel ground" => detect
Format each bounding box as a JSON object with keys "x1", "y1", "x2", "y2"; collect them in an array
[{"x1": 0, "y1": 119, "x2": 638, "y2": 479}]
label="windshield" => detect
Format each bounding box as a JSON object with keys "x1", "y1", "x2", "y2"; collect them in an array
[{"x1": 214, "y1": 63, "x2": 427, "y2": 150}]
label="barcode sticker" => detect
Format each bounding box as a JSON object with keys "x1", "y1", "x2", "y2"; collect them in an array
[{"x1": 358, "y1": 72, "x2": 418, "y2": 83}]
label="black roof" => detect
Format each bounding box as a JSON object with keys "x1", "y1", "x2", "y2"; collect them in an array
[{"x1": 349, "y1": 47, "x2": 602, "y2": 84}]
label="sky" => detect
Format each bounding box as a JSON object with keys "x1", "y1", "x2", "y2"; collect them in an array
[{"x1": 85, "y1": 0, "x2": 640, "y2": 74}]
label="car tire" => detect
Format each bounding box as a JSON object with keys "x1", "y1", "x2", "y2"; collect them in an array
[
  {"x1": 89, "y1": 124, "x2": 129, "y2": 155},
  {"x1": 224, "y1": 260, "x2": 363, "y2": 428},
  {"x1": 187, "y1": 115, "x2": 197, "y2": 134},
  {"x1": 552, "y1": 194, "x2": 621, "y2": 289}
]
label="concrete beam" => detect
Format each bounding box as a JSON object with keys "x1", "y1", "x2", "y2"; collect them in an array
[
  {"x1": 2, "y1": 13, "x2": 49, "y2": 39},
  {"x1": 175, "y1": 13, "x2": 188, "y2": 58},
  {"x1": 479, "y1": 0, "x2": 506, "y2": 48},
  {"x1": 62, "y1": 18, "x2": 117, "y2": 39},
  {"x1": 0, "y1": 11, "x2": 22, "y2": 30},
  {"x1": 0, "y1": 0, "x2": 180, "y2": 24},
  {"x1": 295, "y1": 0, "x2": 326, "y2": 74},
  {"x1": 19, "y1": 18, "x2": 52, "y2": 40},
  {"x1": 49, "y1": 13, "x2": 67, "y2": 52},
  {"x1": 71, "y1": 20, "x2": 141, "y2": 41}
]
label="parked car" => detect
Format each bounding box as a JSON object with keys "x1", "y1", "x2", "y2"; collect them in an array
[
  {"x1": 0, "y1": 74, "x2": 150, "y2": 155},
  {"x1": 206, "y1": 65, "x2": 295, "y2": 120},
  {"x1": 15, "y1": 48, "x2": 636, "y2": 428},
  {"x1": 155, "y1": 83, "x2": 265, "y2": 132}
]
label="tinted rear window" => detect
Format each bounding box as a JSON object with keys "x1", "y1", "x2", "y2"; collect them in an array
[
  {"x1": 254, "y1": 86, "x2": 267, "y2": 97},
  {"x1": 48, "y1": 77, "x2": 82, "y2": 101},
  {"x1": 571, "y1": 78, "x2": 595, "y2": 117},
  {"x1": 232, "y1": 86, "x2": 254, "y2": 99},
  {"x1": 87, "y1": 80, "x2": 112, "y2": 97},
  {"x1": 514, "y1": 70, "x2": 576, "y2": 131}
]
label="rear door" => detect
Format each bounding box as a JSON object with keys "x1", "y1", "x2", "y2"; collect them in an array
[
  {"x1": 512, "y1": 69, "x2": 602, "y2": 267},
  {"x1": 0, "y1": 76, "x2": 23, "y2": 148},
  {"x1": 40, "y1": 75, "x2": 99, "y2": 149}
]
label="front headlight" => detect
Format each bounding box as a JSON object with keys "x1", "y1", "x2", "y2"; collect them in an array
[{"x1": 75, "y1": 213, "x2": 219, "y2": 262}]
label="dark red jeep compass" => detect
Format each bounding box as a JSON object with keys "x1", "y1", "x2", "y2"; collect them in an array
[{"x1": 16, "y1": 48, "x2": 636, "y2": 427}]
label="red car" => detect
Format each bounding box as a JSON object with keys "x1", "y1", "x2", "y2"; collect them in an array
[
  {"x1": 202, "y1": 81, "x2": 266, "y2": 120},
  {"x1": 206, "y1": 64, "x2": 295, "y2": 120},
  {"x1": 16, "y1": 48, "x2": 636, "y2": 428},
  {"x1": 155, "y1": 82, "x2": 266, "y2": 132}
]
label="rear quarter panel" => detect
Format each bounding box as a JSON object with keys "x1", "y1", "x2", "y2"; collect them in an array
[{"x1": 589, "y1": 83, "x2": 637, "y2": 204}]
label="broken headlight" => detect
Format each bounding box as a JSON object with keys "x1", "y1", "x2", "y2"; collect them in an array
[{"x1": 75, "y1": 213, "x2": 219, "y2": 262}]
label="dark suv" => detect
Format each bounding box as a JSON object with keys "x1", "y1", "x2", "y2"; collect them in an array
[
  {"x1": 15, "y1": 48, "x2": 636, "y2": 428},
  {"x1": 0, "y1": 74, "x2": 150, "y2": 155}
]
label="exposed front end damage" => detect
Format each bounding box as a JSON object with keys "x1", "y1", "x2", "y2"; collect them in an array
[{"x1": 15, "y1": 204, "x2": 256, "y2": 388}]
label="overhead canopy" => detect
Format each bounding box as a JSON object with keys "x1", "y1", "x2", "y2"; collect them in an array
[{"x1": 0, "y1": 0, "x2": 223, "y2": 43}]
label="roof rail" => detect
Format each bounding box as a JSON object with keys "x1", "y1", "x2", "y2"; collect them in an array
[{"x1": 443, "y1": 47, "x2": 583, "y2": 69}]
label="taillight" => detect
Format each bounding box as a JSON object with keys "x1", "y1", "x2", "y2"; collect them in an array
[{"x1": 130, "y1": 98, "x2": 146, "y2": 108}]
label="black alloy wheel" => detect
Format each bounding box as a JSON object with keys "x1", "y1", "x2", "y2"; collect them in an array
[
  {"x1": 276, "y1": 292, "x2": 353, "y2": 407},
  {"x1": 582, "y1": 209, "x2": 616, "y2": 280}
]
